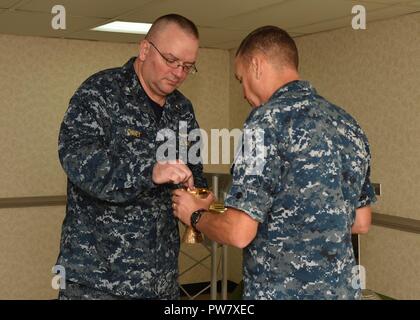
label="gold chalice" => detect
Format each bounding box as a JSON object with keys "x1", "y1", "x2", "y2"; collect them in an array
[
  {"x1": 182, "y1": 188, "x2": 209, "y2": 244},
  {"x1": 180, "y1": 188, "x2": 227, "y2": 244}
]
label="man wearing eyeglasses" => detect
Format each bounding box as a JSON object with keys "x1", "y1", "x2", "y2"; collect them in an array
[{"x1": 56, "y1": 14, "x2": 210, "y2": 299}]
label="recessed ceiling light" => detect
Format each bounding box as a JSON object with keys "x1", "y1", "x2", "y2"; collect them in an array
[{"x1": 92, "y1": 21, "x2": 152, "y2": 34}]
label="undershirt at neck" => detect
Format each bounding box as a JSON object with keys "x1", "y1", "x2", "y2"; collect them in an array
[{"x1": 146, "y1": 95, "x2": 164, "y2": 122}]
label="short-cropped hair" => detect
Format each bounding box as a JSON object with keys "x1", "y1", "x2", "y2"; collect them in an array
[
  {"x1": 236, "y1": 26, "x2": 298, "y2": 70},
  {"x1": 147, "y1": 13, "x2": 199, "y2": 40}
]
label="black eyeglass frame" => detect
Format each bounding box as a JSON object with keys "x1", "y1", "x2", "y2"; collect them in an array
[{"x1": 147, "y1": 40, "x2": 198, "y2": 75}]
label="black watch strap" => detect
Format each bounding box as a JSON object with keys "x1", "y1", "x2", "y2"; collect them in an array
[{"x1": 190, "y1": 209, "x2": 206, "y2": 231}]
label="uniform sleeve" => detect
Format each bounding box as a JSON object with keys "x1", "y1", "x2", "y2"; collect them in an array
[
  {"x1": 356, "y1": 132, "x2": 377, "y2": 208},
  {"x1": 357, "y1": 165, "x2": 377, "y2": 208},
  {"x1": 184, "y1": 103, "x2": 208, "y2": 189},
  {"x1": 224, "y1": 112, "x2": 281, "y2": 223},
  {"x1": 58, "y1": 91, "x2": 156, "y2": 204}
]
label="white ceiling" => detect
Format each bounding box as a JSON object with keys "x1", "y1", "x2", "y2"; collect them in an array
[{"x1": 0, "y1": 0, "x2": 418, "y2": 49}]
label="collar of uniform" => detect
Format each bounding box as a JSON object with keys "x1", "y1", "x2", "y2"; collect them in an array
[
  {"x1": 121, "y1": 57, "x2": 140, "y2": 96},
  {"x1": 164, "y1": 92, "x2": 183, "y2": 114},
  {"x1": 244, "y1": 80, "x2": 315, "y2": 123},
  {"x1": 270, "y1": 80, "x2": 315, "y2": 102}
]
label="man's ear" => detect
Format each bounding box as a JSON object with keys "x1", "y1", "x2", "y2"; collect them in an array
[
  {"x1": 251, "y1": 56, "x2": 262, "y2": 80},
  {"x1": 138, "y1": 40, "x2": 150, "y2": 61}
]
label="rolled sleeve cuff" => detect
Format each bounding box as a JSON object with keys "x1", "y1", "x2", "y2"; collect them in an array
[
  {"x1": 357, "y1": 183, "x2": 377, "y2": 208},
  {"x1": 357, "y1": 194, "x2": 377, "y2": 208},
  {"x1": 224, "y1": 185, "x2": 272, "y2": 223}
]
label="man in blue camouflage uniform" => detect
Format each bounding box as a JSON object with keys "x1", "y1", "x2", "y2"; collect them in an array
[
  {"x1": 172, "y1": 26, "x2": 376, "y2": 299},
  {"x1": 56, "y1": 14, "x2": 209, "y2": 299}
]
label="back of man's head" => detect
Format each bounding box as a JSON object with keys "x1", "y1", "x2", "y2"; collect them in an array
[
  {"x1": 146, "y1": 13, "x2": 199, "y2": 40},
  {"x1": 236, "y1": 26, "x2": 298, "y2": 70}
]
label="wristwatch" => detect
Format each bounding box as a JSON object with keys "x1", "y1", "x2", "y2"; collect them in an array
[{"x1": 190, "y1": 209, "x2": 206, "y2": 232}]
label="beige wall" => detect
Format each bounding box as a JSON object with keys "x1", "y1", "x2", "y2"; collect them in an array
[
  {"x1": 0, "y1": 34, "x2": 230, "y2": 299},
  {"x1": 0, "y1": 207, "x2": 65, "y2": 299},
  {"x1": 229, "y1": 50, "x2": 250, "y2": 131},
  {"x1": 183, "y1": 48, "x2": 231, "y2": 174},
  {"x1": 227, "y1": 13, "x2": 420, "y2": 299},
  {"x1": 361, "y1": 226, "x2": 420, "y2": 300}
]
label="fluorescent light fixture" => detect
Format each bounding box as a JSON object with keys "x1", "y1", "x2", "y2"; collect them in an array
[{"x1": 92, "y1": 21, "x2": 152, "y2": 34}]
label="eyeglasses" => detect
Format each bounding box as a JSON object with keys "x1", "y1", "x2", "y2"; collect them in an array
[{"x1": 147, "y1": 40, "x2": 198, "y2": 75}]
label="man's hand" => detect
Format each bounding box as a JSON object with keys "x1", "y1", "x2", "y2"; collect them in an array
[
  {"x1": 351, "y1": 206, "x2": 372, "y2": 234},
  {"x1": 172, "y1": 189, "x2": 215, "y2": 226},
  {"x1": 152, "y1": 160, "x2": 194, "y2": 189}
]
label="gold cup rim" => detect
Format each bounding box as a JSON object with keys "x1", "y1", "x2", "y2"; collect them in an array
[{"x1": 187, "y1": 187, "x2": 210, "y2": 197}]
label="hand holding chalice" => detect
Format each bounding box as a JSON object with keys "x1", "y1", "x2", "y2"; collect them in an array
[{"x1": 171, "y1": 188, "x2": 215, "y2": 244}]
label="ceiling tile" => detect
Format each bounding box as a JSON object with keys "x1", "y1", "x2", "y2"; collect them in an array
[
  {"x1": 213, "y1": 0, "x2": 387, "y2": 31},
  {"x1": 290, "y1": 4, "x2": 418, "y2": 34},
  {"x1": 0, "y1": 0, "x2": 417, "y2": 49},
  {"x1": 18, "y1": 0, "x2": 153, "y2": 18},
  {"x1": 0, "y1": 11, "x2": 107, "y2": 38},
  {"x1": 354, "y1": 0, "x2": 412, "y2": 4},
  {"x1": 364, "y1": 4, "x2": 420, "y2": 20},
  {"x1": 289, "y1": 16, "x2": 352, "y2": 34},
  {"x1": 0, "y1": 0, "x2": 19, "y2": 9},
  {"x1": 69, "y1": 25, "x2": 250, "y2": 48},
  {"x1": 354, "y1": 0, "x2": 420, "y2": 7},
  {"x1": 68, "y1": 30, "x2": 144, "y2": 44},
  {"x1": 71, "y1": 26, "x2": 253, "y2": 49},
  {"x1": 120, "y1": 0, "x2": 288, "y2": 26},
  {"x1": 405, "y1": 0, "x2": 420, "y2": 6}
]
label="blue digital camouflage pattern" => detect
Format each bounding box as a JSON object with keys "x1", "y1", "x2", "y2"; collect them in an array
[
  {"x1": 225, "y1": 80, "x2": 376, "y2": 300},
  {"x1": 58, "y1": 281, "x2": 124, "y2": 300},
  {"x1": 56, "y1": 57, "x2": 206, "y2": 299}
]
